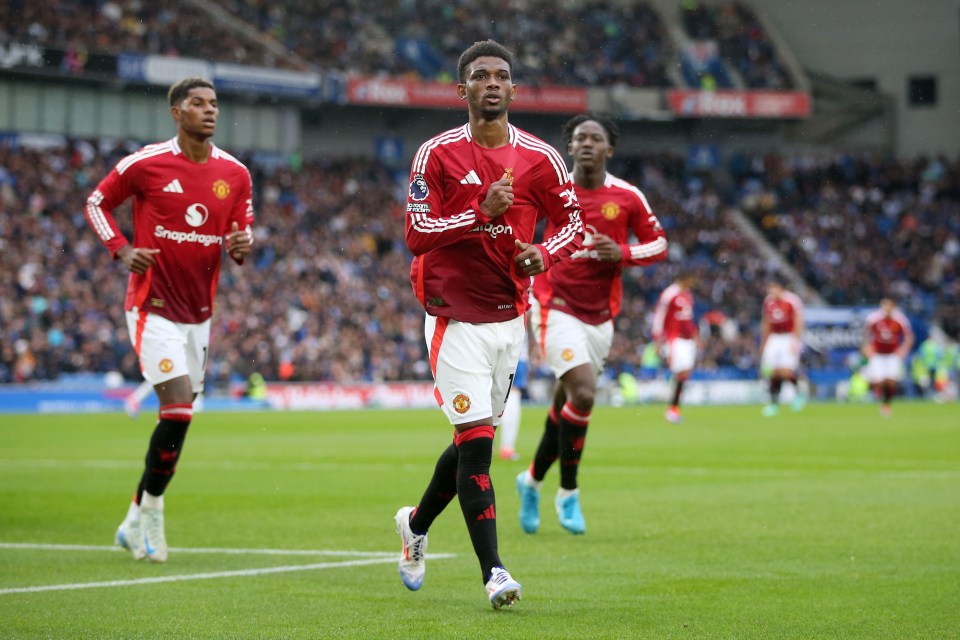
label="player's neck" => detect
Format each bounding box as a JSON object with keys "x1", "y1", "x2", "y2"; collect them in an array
[
  {"x1": 573, "y1": 165, "x2": 605, "y2": 189},
  {"x1": 469, "y1": 116, "x2": 509, "y2": 149},
  {"x1": 177, "y1": 132, "x2": 213, "y2": 163}
]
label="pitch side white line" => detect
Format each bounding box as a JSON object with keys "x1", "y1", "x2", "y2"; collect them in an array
[
  {"x1": 0, "y1": 557, "x2": 398, "y2": 595},
  {"x1": 0, "y1": 544, "x2": 457, "y2": 596}
]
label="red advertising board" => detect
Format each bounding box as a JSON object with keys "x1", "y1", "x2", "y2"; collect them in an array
[
  {"x1": 347, "y1": 77, "x2": 587, "y2": 114},
  {"x1": 667, "y1": 89, "x2": 811, "y2": 118}
]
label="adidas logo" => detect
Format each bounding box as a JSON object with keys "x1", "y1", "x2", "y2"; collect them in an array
[
  {"x1": 162, "y1": 179, "x2": 184, "y2": 193},
  {"x1": 459, "y1": 170, "x2": 481, "y2": 185},
  {"x1": 476, "y1": 505, "x2": 496, "y2": 521}
]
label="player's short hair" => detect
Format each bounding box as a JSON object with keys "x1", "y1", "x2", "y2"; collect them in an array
[
  {"x1": 168, "y1": 78, "x2": 215, "y2": 107},
  {"x1": 458, "y1": 40, "x2": 514, "y2": 84},
  {"x1": 562, "y1": 113, "x2": 620, "y2": 148}
]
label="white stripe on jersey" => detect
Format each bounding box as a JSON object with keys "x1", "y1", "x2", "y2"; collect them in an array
[
  {"x1": 541, "y1": 211, "x2": 582, "y2": 255},
  {"x1": 116, "y1": 141, "x2": 174, "y2": 175},
  {"x1": 85, "y1": 191, "x2": 115, "y2": 242},
  {"x1": 409, "y1": 211, "x2": 477, "y2": 234},
  {"x1": 606, "y1": 174, "x2": 654, "y2": 212},
  {"x1": 515, "y1": 130, "x2": 569, "y2": 185},
  {"x1": 630, "y1": 237, "x2": 668, "y2": 260},
  {"x1": 413, "y1": 126, "x2": 469, "y2": 174}
]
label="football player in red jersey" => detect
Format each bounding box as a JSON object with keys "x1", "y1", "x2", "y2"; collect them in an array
[
  {"x1": 516, "y1": 113, "x2": 668, "y2": 535},
  {"x1": 84, "y1": 78, "x2": 254, "y2": 563},
  {"x1": 653, "y1": 272, "x2": 699, "y2": 424},
  {"x1": 759, "y1": 281, "x2": 807, "y2": 416},
  {"x1": 862, "y1": 298, "x2": 915, "y2": 416},
  {"x1": 394, "y1": 40, "x2": 584, "y2": 609}
]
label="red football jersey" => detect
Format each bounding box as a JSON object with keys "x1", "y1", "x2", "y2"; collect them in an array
[
  {"x1": 653, "y1": 283, "x2": 697, "y2": 341},
  {"x1": 762, "y1": 291, "x2": 803, "y2": 334},
  {"x1": 406, "y1": 123, "x2": 584, "y2": 323},
  {"x1": 865, "y1": 308, "x2": 913, "y2": 354},
  {"x1": 85, "y1": 138, "x2": 254, "y2": 323},
  {"x1": 533, "y1": 173, "x2": 667, "y2": 324}
]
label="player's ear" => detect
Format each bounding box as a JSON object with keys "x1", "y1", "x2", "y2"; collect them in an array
[{"x1": 457, "y1": 84, "x2": 467, "y2": 100}]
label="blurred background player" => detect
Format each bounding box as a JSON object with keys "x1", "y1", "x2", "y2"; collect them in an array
[
  {"x1": 862, "y1": 298, "x2": 914, "y2": 416},
  {"x1": 84, "y1": 77, "x2": 254, "y2": 563},
  {"x1": 394, "y1": 40, "x2": 584, "y2": 609},
  {"x1": 759, "y1": 280, "x2": 807, "y2": 416},
  {"x1": 498, "y1": 334, "x2": 528, "y2": 461},
  {"x1": 517, "y1": 112, "x2": 667, "y2": 536},
  {"x1": 653, "y1": 272, "x2": 698, "y2": 424}
]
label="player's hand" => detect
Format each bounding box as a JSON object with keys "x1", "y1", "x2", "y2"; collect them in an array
[
  {"x1": 515, "y1": 239, "x2": 544, "y2": 276},
  {"x1": 117, "y1": 244, "x2": 160, "y2": 275},
  {"x1": 480, "y1": 173, "x2": 514, "y2": 219},
  {"x1": 226, "y1": 221, "x2": 253, "y2": 262},
  {"x1": 591, "y1": 233, "x2": 622, "y2": 262}
]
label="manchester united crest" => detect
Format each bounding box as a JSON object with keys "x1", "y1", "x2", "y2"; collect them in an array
[
  {"x1": 452, "y1": 393, "x2": 471, "y2": 414},
  {"x1": 212, "y1": 179, "x2": 230, "y2": 199},
  {"x1": 159, "y1": 358, "x2": 174, "y2": 373},
  {"x1": 561, "y1": 348, "x2": 575, "y2": 362},
  {"x1": 601, "y1": 202, "x2": 621, "y2": 220}
]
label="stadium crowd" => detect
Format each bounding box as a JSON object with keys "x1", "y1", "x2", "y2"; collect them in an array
[
  {"x1": 2, "y1": 137, "x2": 787, "y2": 387},
  {"x1": 680, "y1": 0, "x2": 792, "y2": 89},
  {"x1": 0, "y1": 0, "x2": 297, "y2": 70},
  {"x1": 3, "y1": 0, "x2": 789, "y2": 90},
  {"x1": 735, "y1": 151, "x2": 960, "y2": 337}
]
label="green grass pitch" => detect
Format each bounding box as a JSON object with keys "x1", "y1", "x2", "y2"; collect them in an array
[{"x1": 1, "y1": 402, "x2": 958, "y2": 639}]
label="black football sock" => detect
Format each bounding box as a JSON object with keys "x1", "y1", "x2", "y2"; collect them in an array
[
  {"x1": 558, "y1": 402, "x2": 590, "y2": 491},
  {"x1": 454, "y1": 426, "x2": 501, "y2": 582},
  {"x1": 769, "y1": 376, "x2": 783, "y2": 404},
  {"x1": 409, "y1": 441, "x2": 458, "y2": 535},
  {"x1": 531, "y1": 406, "x2": 560, "y2": 482},
  {"x1": 142, "y1": 404, "x2": 192, "y2": 497},
  {"x1": 671, "y1": 379, "x2": 685, "y2": 407}
]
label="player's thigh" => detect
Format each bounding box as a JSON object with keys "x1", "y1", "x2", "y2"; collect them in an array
[
  {"x1": 540, "y1": 310, "x2": 596, "y2": 378},
  {"x1": 668, "y1": 338, "x2": 697, "y2": 373},
  {"x1": 126, "y1": 309, "x2": 193, "y2": 387},
  {"x1": 426, "y1": 315, "x2": 497, "y2": 425}
]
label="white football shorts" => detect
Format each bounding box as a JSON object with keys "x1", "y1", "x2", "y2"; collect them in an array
[
  {"x1": 529, "y1": 300, "x2": 613, "y2": 379},
  {"x1": 665, "y1": 337, "x2": 697, "y2": 374},
  {"x1": 425, "y1": 313, "x2": 525, "y2": 427},
  {"x1": 865, "y1": 353, "x2": 904, "y2": 383},
  {"x1": 761, "y1": 333, "x2": 801, "y2": 372},
  {"x1": 126, "y1": 308, "x2": 210, "y2": 393}
]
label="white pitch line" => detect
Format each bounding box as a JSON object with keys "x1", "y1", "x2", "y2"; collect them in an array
[
  {"x1": 0, "y1": 544, "x2": 457, "y2": 596},
  {"x1": 0, "y1": 543, "x2": 406, "y2": 558},
  {"x1": 0, "y1": 557, "x2": 396, "y2": 595}
]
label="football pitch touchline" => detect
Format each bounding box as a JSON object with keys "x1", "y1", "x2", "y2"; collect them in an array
[{"x1": 0, "y1": 543, "x2": 457, "y2": 596}]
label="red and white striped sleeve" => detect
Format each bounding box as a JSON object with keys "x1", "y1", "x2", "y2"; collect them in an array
[{"x1": 84, "y1": 162, "x2": 136, "y2": 258}]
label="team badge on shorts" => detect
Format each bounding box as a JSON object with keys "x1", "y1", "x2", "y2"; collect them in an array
[
  {"x1": 158, "y1": 359, "x2": 174, "y2": 374},
  {"x1": 561, "y1": 348, "x2": 575, "y2": 361},
  {"x1": 452, "y1": 393, "x2": 471, "y2": 414}
]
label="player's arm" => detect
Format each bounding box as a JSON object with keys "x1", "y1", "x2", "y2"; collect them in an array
[
  {"x1": 759, "y1": 312, "x2": 770, "y2": 349},
  {"x1": 527, "y1": 172, "x2": 584, "y2": 273},
  {"x1": 793, "y1": 300, "x2": 805, "y2": 339},
  {"x1": 619, "y1": 192, "x2": 668, "y2": 266},
  {"x1": 405, "y1": 151, "x2": 500, "y2": 256},
  {"x1": 226, "y1": 170, "x2": 255, "y2": 265},
  {"x1": 861, "y1": 321, "x2": 875, "y2": 357},
  {"x1": 85, "y1": 165, "x2": 158, "y2": 275},
  {"x1": 651, "y1": 292, "x2": 668, "y2": 344}
]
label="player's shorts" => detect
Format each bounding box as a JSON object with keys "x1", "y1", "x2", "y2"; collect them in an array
[
  {"x1": 865, "y1": 353, "x2": 904, "y2": 383},
  {"x1": 513, "y1": 346, "x2": 529, "y2": 391},
  {"x1": 665, "y1": 337, "x2": 697, "y2": 374},
  {"x1": 126, "y1": 308, "x2": 210, "y2": 393},
  {"x1": 761, "y1": 333, "x2": 801, "y2": 372},
  {"x1": 425, "y1": 313, "x2": 525, "y2": 427},
  {"x1": 529, "y1": 301, "x2": 613, "y2": 379}
]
